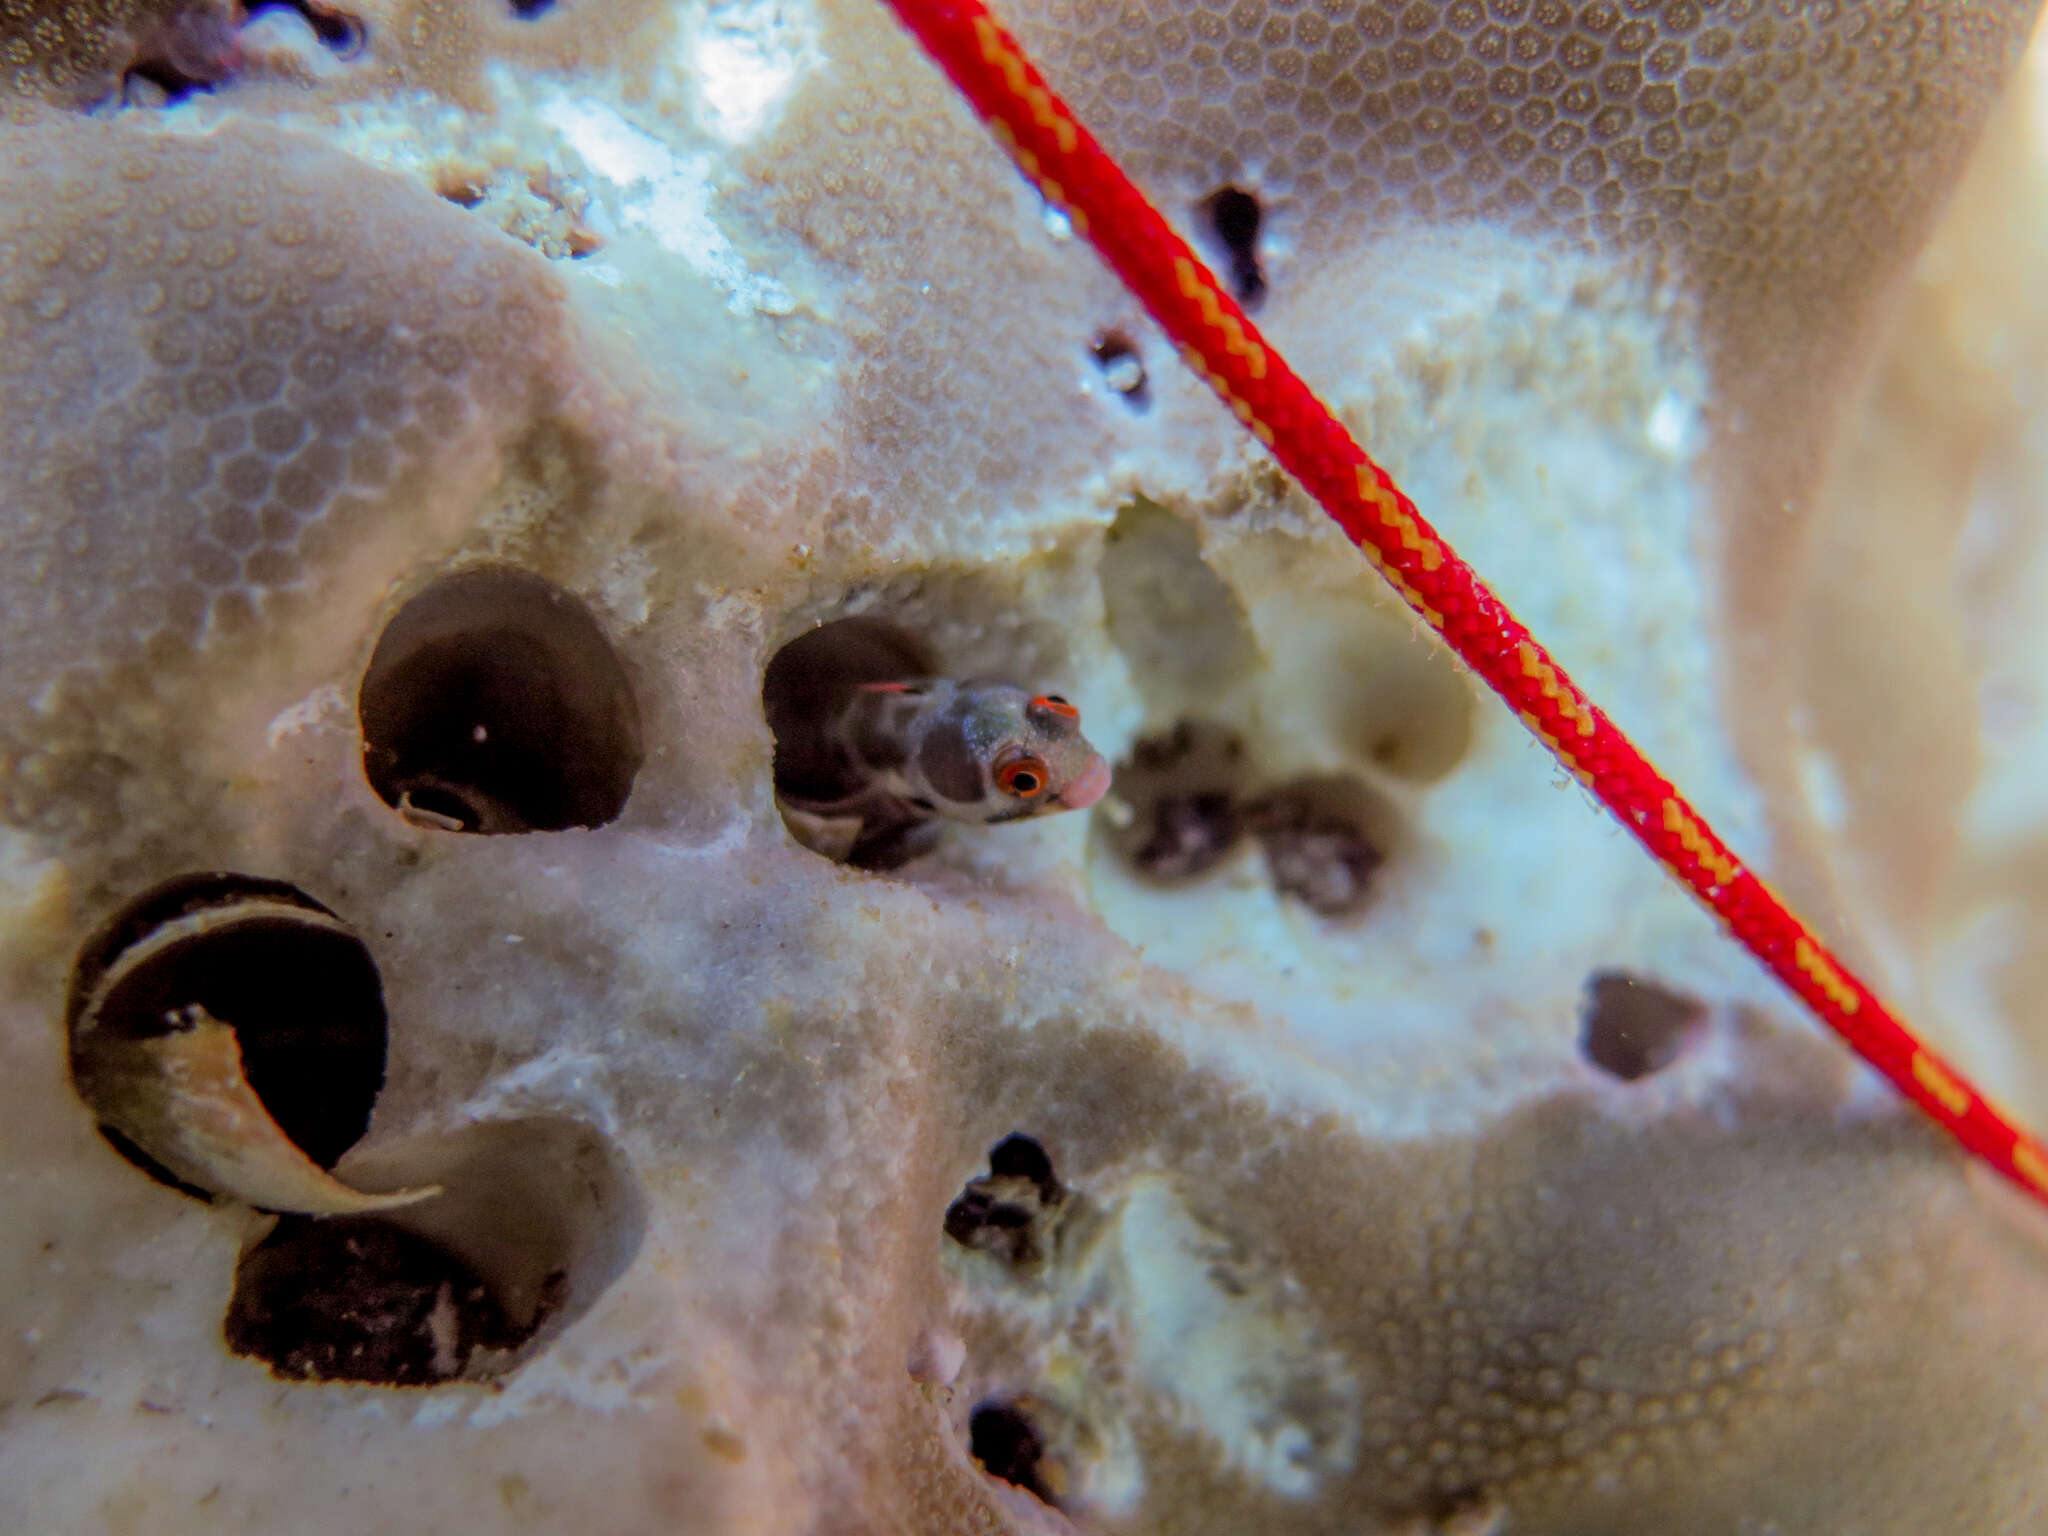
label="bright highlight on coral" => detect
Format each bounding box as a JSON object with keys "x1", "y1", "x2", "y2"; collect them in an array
[{"x1": 878, "y1": 0, "x2": 2048, "y2": 1212}]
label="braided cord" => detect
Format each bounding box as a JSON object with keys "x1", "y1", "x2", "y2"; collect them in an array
[{"x1": 879, "y1": 0, "x2": 2048, "y2": 1209}]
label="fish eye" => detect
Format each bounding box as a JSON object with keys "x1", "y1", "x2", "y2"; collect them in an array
[
  {"x1": 996, "y1": 752, "x2": 1049, "y2": 797},
  {"x1": 1028, "y1": 694, "x2": 1080, "y2": 725}
]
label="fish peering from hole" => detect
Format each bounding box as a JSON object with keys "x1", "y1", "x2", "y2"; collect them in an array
[{"x1": 788, "y1": 681, "x2": 1110, "y2": 868}]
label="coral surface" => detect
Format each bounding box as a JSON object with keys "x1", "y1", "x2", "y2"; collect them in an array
[{"x1": 4, "y1": 0, "x2": 2048, "y2": 1531}]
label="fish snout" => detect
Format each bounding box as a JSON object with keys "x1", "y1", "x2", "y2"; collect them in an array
[{"x1": 1059, "y1": 754, "x2": 1112, "y2": 811}]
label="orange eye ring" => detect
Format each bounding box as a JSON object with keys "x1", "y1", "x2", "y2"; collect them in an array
[
  {"x1": 1030, "y1": 693, "x2": 1080, "y2": 721},
  {"x1": 995, "y1": 753, "x2": 1049, "y2": 798}
]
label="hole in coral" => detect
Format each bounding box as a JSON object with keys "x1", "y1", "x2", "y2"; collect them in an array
[
  {"x1": 434, "y1": 174, "x2": 487, "y2": 210},
  {"x1": 226, "y1": 1116, "x2": 644, "y2": 1386},
  {"x1": 509, "y1": 0, "x2": 557, "y2": 17},
  {"x1": 944, "y1": 1134, "x2": 1067, "y2": 1269},
  {"x1": 1090, "y1": 330, "x2": 1148, "y2": 406},
  {"x1": 1579, "y1": 970, "x2": 1706, "y2": 1082},
  {"x1": 358, "y1": 565, "x2": 643, "y2": 835},
  {"x1": 335, "y1": 1115, "x2": 647, "y2": 1346},
  {"x1": 119, "y1": 6, "x2": 240, "y2": 108},
  {"x1": 969, "y1": 1401, "x2": 1060, "y2": 1505},
  {"x1": 1098, "y1": 497, "x2": 1259, "y2": 711},
  {"x1": 246, "y1": 0, "x2": 367, "y2": 56},
  {"x1": 1200, "y1": 186, "x2": 1266, "y2": 307},
  {"x1": 1248, "y1": 775, "x2": 1398, "y2": 920},
  {"x1": 225, "y1": 1217, "x2": 522, "y2": 1386},
  {"x1": 66, "y1": 874, "x2": 388, "y2": 1194},
  {"x1": 1099, "y1": 719, "x2": 1252, "y2": 883}
]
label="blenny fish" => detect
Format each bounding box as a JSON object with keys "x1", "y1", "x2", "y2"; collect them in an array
[{"x1": 778, "y1": 679, "x2": 1111, "y2": 868}]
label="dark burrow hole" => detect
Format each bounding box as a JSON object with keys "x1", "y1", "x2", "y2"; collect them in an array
[
  {"x1": 1579, "y1": 970, "x2": 1706, "y2": 1081},
  {"x1": 1249, "y1": 775, "x2": 1398, "y2": 920},
  {"x1": 944, "y1": 1133, "x2": 1066, "y2": 1269},
  {"x1": 764, "y1": 615, "x2": 941, "y2": 870},
  {"x1": 66, "y1": 873, "x2": 388, "y2": 1194},
  {"x1": 970, "y1": 1401, "x2": 1061, "y2": 1506},
  {"x1": 248, "y1": 0, "x2": 367, "y2": 55},
  {"x1": 1200, "y1": 186, "x2": 1266, "y2": 307},
  {"x1": 509, "y1": 0, "x2": 557, "y2": 17},
  {"x1": 1090, "y1": 330, "x2": 1149, "y2": 406},
  {"x1": 1101, "y1": 719, "x2": 1252, "y2": 883},
  {"x1": 226, "y1": 1218, "x2": 521, "y2": 1386},
  {"x1": 358, "y1": 564, "x2": 643, "y2": 834},
  {"x1": 226, "y1": 1116, "x2": 646, "y2": 1386},
  {"x1": 435, "y1": 175, "x2": 488, "y2": 209},
  {"x1": 118, "y1": 9, "x2": 240, "y2": 106}
]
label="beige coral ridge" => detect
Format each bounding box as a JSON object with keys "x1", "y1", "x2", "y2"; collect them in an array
[{"x1": 4, "y1": 0, "x2": 2048, "y2": 1532}]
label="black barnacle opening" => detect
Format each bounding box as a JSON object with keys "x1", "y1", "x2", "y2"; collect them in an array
[{"x1": 358, "y1": 564, "x2": 643, "y2": 835}]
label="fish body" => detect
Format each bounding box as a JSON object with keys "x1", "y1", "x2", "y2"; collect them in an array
[{"x1": 784, "y1": 679, "x2": 1110, "y2": 867}]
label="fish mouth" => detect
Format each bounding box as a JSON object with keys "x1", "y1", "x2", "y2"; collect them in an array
[{"x1": 1058, "y1": 754, "x2": 1112, "y2": 811}]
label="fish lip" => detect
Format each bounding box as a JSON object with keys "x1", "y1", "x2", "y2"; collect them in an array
[{"x1": 1058, "y1": 755, "x2": 1112, "y2": 811}]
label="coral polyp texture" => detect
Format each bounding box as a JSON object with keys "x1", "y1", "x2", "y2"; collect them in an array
[{"x1": 3, "y1": 1, "x2": 2048, "y2": 1532}]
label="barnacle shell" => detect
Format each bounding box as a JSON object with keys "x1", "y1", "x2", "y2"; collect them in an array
[{"x1": 67, "y1": 883, "x2": 435, "y2": 1213}]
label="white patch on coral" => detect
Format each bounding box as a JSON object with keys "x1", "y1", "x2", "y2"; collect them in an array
[
  {"x1": 541, "y1": 93, "x2": 796, "y2": 317},
  {"x1": 1113, "y1": 1180, "x2": 1359, "y2": 1499},
  {"x1": 264, "y1": 683, "x2": 349, "y2": 750},
  {"x1": 688, "y1": 0, "x2": 823, "y2": 144}
]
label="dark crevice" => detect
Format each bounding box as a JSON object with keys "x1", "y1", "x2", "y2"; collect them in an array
[
  {"x1": 247, "y1": 0, "x2": 367, "y2": 55},
  {"x1": 226, "y1": 1116, "x2": 647, "y2": 1386},
  {"x1": 66, "y1": 874, "x2": 388, "y2": 1190},
  {"x1": 509, "y1": 0, "x2": 557, "y2": 17},
  {"x1": 225, "y1": 1218, "x2": 526, "y2": 1386},
  {"x1": 358, "y1": 565, "x2": 643, "y2": 835},
  {"x1": 969, "y1": 1401, "x2": 1060, "y2": 1505},
  {"x1": 1580, "y1": 970, "x2": 1706, "y2": 1081},
  {"x1": 1102, "y1": 720, "x2": 1251, "y2": 883},
  {"x1": 944, "y1": 1134, "x2": 1066, "y2": 1270},
  {"x1": 1090, "y1": 330, "x2": 1149, "y2": 407},
  {"x1": 1248, "y1": 776, "x2": 1395, "y2": 920},
  {"x1": 1201, "y1": 186, "x2": 1266, "y2": 307}
]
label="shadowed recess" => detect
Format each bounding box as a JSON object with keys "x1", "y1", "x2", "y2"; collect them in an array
[
  {"x1": 358, "y1": 565, "x2": 643, "y2": 835},
  {"x1": 66, "y1": 873, "x2": 387, "y2": 1190},
  {"x1": 1248, "y1": 774, "x2": 1400, "y2": 920},
  {"x1": 229, "y1": 1114, "x2": 646, "y2": 1385},
  {"x1": 969, "y1": 1400, "x2": 1061, "y2": 1506},
  {"x1": 1580, "y1": 970, "x2": 1707, "y2": 1082},
  {"x1": 763, "y1": 614, "x2": 940, "y2": 807}
]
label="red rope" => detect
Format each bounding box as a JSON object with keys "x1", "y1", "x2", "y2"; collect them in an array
[{"x1": 878, "y1": 0, "x2": 2048, "y2": 1211}]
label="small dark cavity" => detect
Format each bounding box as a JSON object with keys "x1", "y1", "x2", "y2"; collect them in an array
[
  {"x1": 969, "y1": 1401, "x2": 1059, "y2": 1505},
  {"x1": 1200, "y1": 186, "x2": 1266, "y2": 307},
  {"x1": 944, "y1": 1134, "x2": 1066, "y2": 1269},
  {"x1": 66, "y1": 874, "x2": 388, "y2": 1190},
  {"x1": 1249, "y1": 775, "x2": 1396, "y2": 920},
  {"x1": 119, "y1": 8, "x2": 241, "y2": 107},
  {"x1": 246, "y1": 0, "x2": 367, "y2": 55},
  {"x1": 224, "y1": 1218, "x2": 527, "y2": 1386},
  {"x1": 435, "y1": 175, "x2": 488, "y2": 209},
  {"x1": 1102, "y1": 720, "x2": 1252, "y2": 883},
  {"x1": 1580, "y1": 970, "x2": 1706, "y2": 1081},
  {"x1": 764, "y1": 615, "x2": 947, "y2": 870},
  {"x1": 509, "y1": 0, "x2": 557, "y2": 16},
  {"x1": 358, "y1": 565, "x2": 643, "y2": 835},
  {"x1": 1090, "y1": 330, "x2": 1149, "y2": 406}
]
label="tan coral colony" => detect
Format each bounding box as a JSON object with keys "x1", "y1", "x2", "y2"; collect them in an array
[{"x1": 5, "y1": 0, "x2": 2048, "y2": 1532}]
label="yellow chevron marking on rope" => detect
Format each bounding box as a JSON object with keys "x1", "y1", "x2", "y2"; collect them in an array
[
  {"x1": 973, "y1": 19, "x2": 1077, "y2": 154},
  {"x1": 1794, "y1": 936, "x2": 1861, "y2": 1016},
  {"x1": 1912, "y1": 1052, "x2": 1972, "y2": 1118},
  {"x1": 1659, "y1": 799, "x2": 1740, "y2": 887},
  {"x1": 1350, "y1": 467, "x2": 1446, "y2": 573},
  {"x1": 2014, "y1": 1141, "x2": 2048, "y2": 1193},
  {"x1": 1516, "y1": 642, "x2": 1596, "y2": 738},
  {"x1": 1171, "y1": 258, "x2": 1268, "y2": 380},
  {"x1": 1519, "y1": 712, "x2": 1596, "y2": 786}
]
